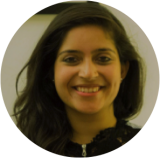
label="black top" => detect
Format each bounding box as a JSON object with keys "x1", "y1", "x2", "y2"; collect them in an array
[{"x1": 65, "y1": 120, "x2": 140, "y2": 157}]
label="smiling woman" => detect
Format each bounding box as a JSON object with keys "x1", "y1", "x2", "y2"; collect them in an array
[
  {"x1": 54, "y1": 25, "x2": 125, "y2": 146},
  {"x1": 13, "y1": 2, "x2": 145, "y2": 157}
]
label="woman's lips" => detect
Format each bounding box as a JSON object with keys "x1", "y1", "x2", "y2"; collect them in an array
[
  {"x1": 72, "y1": 86, "x2": 104, "y2": 89},
  {"x1": 73, "y1": 87, "x2": 103, "y2": 97},
  {"x1": 72, "y1": 87, "x2": 104, "y2": 93}
]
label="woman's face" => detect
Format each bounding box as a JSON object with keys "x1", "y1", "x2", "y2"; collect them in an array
[{"x1": 54, "y1": 25, "x2": 127, "y2": 114}]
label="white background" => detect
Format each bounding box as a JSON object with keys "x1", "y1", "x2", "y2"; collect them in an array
[{"x1": 0, "y1": 1, "x2": 160, "y2": 128}]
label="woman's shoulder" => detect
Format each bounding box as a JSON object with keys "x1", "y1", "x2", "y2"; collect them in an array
[
  {"x1": 115, "y1": 120, "x2": 141, "y2": 142},
  {"x1": 124, "y1": 120, "x2": 142, "y2": 134},
  {"x1": 117, "y1": 120, "x2": 143, "y2": 138}
]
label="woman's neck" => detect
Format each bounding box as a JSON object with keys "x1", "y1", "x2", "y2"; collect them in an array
[{"x1": 65, "y1": 105, "x2": 117, "y2": 145}]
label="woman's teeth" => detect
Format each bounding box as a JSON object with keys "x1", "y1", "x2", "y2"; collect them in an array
[{"x1": 76, "y1": 87, "x2": 100, "y2": 93}]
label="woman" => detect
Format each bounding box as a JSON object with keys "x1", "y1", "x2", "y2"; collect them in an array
[{"x1": 13, "y1": 2, "x2": 145, "y2": 157}]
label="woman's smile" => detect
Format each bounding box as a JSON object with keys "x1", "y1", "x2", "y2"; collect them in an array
[
  {"x1": 54, "y1": 25, "x2": 123, "y2": 114},
  {"x1": 72, "y1": 85, "x2": 104, "y2": 96}
]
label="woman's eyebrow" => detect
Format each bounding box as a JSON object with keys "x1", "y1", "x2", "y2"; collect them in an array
[{"x1": 57, "y1": 48, "x2": 116, "y2": 56}]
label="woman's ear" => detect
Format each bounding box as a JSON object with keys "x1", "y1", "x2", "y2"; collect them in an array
[{"x1": 121, "y1": 61, "x2": 129, "y2": 79}]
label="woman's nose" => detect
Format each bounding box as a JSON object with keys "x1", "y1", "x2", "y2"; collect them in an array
[{"x1": 78, "y1": 59, "x2": 98, "y2": 80}]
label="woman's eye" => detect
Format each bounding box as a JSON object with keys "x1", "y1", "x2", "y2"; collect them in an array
[
  {"x1": 64, "y1": 56, "x2": 111, "y2": 63},
  {"x1": 100, "y1": 56, "x2": 111, "y2": 62},
  {"x1": 64, "y1": 57, "x2": 75, "y2": 63}
]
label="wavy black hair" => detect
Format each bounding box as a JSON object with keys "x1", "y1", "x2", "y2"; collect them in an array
[{"x1": 13, "y1": 2, "x2": 145, "y2": 155}]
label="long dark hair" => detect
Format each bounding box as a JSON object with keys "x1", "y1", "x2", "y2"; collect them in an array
[{"x1": 13, "y1": 3, "x2": 145, "y2": 155}]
